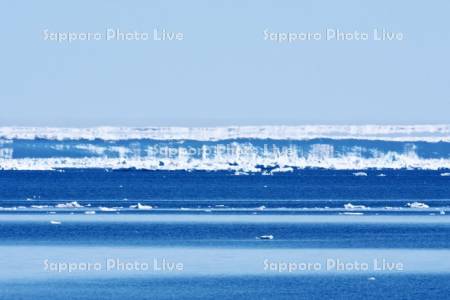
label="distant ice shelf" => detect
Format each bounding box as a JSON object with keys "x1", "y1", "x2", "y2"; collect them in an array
[
  {"x1": 1, "y1": 153, "x2": 450, "y2": 171},
  {"x1": 1, "y1": 125, "x2": 450, "y2": 142},
  {"x1": 1, "y1": 125, "x2": 450, "y2": 171}
]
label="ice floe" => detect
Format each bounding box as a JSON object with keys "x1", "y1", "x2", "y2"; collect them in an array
[
  {"x1": 340, "y1": 212, "x2": 364, "y2": 215},
  {"x1": 344, "y1": 203, "x2": 368, "y2": 210},
  {"x1": 130, "y1": 203, "x2": 153, "y2": 210},
  {"x1": 257, "y1": 235, "x2": 274, "y2": 240},
  {"x1": 30, "y1": 205, "x2": 49, "y2": 209},
  {"x1": 98, "y1": 207, "x2": 119, "y2": 212},
  {"x1": 353, "y1": 172, "x2": 368, "y2": 176},
  {"x1": 55, "y1": 201, "x2": 83, "y2": 208},
  {"x1": 0, "y1": 207, "x2": 17, "y2": 211},
  {"x1": 407, "y1": 202, "x2": 430, "y2": 209}
]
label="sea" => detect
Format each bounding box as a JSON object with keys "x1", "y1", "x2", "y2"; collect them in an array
[{"x1": 0, "y1": 126, "x2": 450, "y2": 299}]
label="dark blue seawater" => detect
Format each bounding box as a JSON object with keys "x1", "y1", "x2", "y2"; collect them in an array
[
  {"x1": 1, "y1": 169, "x2": 450, "y2": 202},
  {"x1": 1, "y1": 275, "x2": 450, "y2": 300},
  {"x1": 0, "y1": 169, "x2": 449, "y2": 299}
]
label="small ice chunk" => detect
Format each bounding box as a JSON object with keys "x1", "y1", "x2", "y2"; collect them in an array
[
  {"x1": 50, "y1": 220, "x2": 61, "y2": 225},
  {"x1": 0, "y1": 207, "x2": 17, "y2": 211},
  {"x1": 31, "y1": 205, "x2": 49, "y2": 209},
  {"x1": 257, "y1": 235, "x2": 274, "y2": 240},
  {"x1": 441, "y1": 172, "x2": 450, "y2": 177},
  {"x1": 270, "y1": 167, "x2": 294, "y2": 174},
  {"x1": 84, "y1": 210, "x2": 96, "y2": 215},
  {"x1": 340, "y1": 212, "x2": 364, "y2": 215},
  {"x1": 353, "y1": 172, "x2": 368, "y2": 176},
  {"x1": 344, "y1": 203, "x2": 367, "y2": 210},
  {"x1": 99, "y1": 207, "x2": 118, "y2": 212},
  {"x1": 234, "y1": 171, "x2": 249, "y2": 176},
  {"x1": 55, "y1": 201, "x2": 83, "y2": 208},
  {"x1": 137, "y1": 203, "x2": 153, "y2": 210},
  {"x1": 407, "y1": 202, "x2": 430, "y2": 209},
  {"x1": 130, "y1": 203, "x2": 153, "y2": 210}
]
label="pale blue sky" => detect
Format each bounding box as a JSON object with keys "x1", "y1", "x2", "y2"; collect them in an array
[{"x1": 1, "y1": 1, "x2": 449, "y2": 126}]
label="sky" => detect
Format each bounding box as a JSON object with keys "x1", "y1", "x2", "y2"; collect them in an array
[{"x1": 1, "y1": 0, "x2": 449, "y2": 126}]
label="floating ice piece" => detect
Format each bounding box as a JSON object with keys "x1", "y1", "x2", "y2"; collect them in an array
[
  {"x1": 130, "y1": 203, "x2": 153, "y2": 210},
  {"x1": 31, "y1": 205, "x2": 49, "y2": 209},
  {"x1": 55, "y1": 201, "x2": 83, "y2": 208},
  {"x1": 441, "y1": 172, "x2": 450, "y2": 177},
  {"x1": 344, "y1": 203, "x2": 368, "y2": 210},
  {"x1": 407, "y1": 202, "x2": 430, "y2": 209},
  {"x1": 99, "y1": 207, "x2": 118, "y2": 212},
  {"x1": 257, "y1": 235, "x2": 274, "y2": 240},
  {"x1": 0, "y1": 207, "x2": 17, "y2": 211},
  {"x1": 377, "y1": 173, "x2": 386, "y2": 177},
  {"x1": 234, "y1": 171, "x2": 249, "y2": 176},
  {"x1": 340, "y1": 212, "x2": 364, "y2": 215},
  {"x1": 368, "y1": 277, "x2": 376, "y2": 281},
  {"x1": 256, "y1": 205, "x2": 266, "y2": 211},
  {"x1": 440, "y1": 210, "x2": 446, "y2": 215},
  {"x1": 84, "y1": 210, "x2": 96, "y2": 215},
  {"x1": 270, "y1": 167, "x2": 294, "y2": 174},
  {"x1": 353, "y1": 172, "x2": 368, "y2": 176},
  {"x1": 50, "y1": 220, "x2": 61, "y2": 225},
  {"x1": 137, "y1": 203, "x2": 153, "y2": 210}
]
